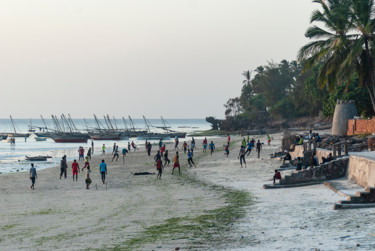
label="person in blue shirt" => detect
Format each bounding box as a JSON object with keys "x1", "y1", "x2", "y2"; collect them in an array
[
  {"x1": 209, "y1": 141, "x2": 215, "y2": 156},
  {"x1": 158, "y1": 139, "x2": 163, "y2": 149},
  {"x1": 122, "y1": 148, "x2": 128, "y2": 164},
  {"x1": 187, "y1": 149, "x2": 196, "y2": 168},
  {"x1": 99, "y1": 159, "x2": 107, "y2": 184},
  {"x1": 316, "y1": 133, "x2": 322, "y2": 143},
  {"x1": 245, "y1": 141, "x2": 253, "y2": 156},
  {"x1": 30, "y1": 163, "x2": 37, "y2": 190}
]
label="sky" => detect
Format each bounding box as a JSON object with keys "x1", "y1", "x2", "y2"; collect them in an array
[{"x1": 0, "y1": 0, "x2": 316, "y2": 119}]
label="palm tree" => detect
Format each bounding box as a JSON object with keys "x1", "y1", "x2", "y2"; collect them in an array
[{"x1": 298, "y1": 0, "x2": 375, "y2": 112}]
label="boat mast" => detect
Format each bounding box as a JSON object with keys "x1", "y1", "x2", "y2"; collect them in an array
[
  {"x1": 68, "y1": 114, "x2": 80, "y2": 133},
  {"x1": 128, "y1": 116, "x2": 136, "y2": 131},
  {"x1": 9, "y1": 115, "x2": 17, "y2": 134},
  {"x1": 40, "y1": 115, "x2": 49, "y2": 132},
  {"x1": 112, "y1": 116, "x2": 119, "y2": 131},
  {"x1": 122, "y1": 117, "x2": 129, "y2": 131},
  {"x1": 142, "y1": 115, "x2": 151, "y2": 132}
]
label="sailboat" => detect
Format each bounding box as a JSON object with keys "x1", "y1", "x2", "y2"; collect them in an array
[
  {"x1": 51, "y1": 114, "x2": 89, "y2": 143},
  {"x1": 136, "y1": 116, "x2": 171, "y2": 140}
]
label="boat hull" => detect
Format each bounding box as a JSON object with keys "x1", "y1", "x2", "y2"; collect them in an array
[
  {"x1": 52, "y1": 137, "x2": 88, "y2": 143},
  {"x1": 90, "y1": 135, "x2": 121, "y2": 141}
]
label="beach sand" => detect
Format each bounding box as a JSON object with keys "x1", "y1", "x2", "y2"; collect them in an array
[{"x1": 1, "y1": 134, "x2": 375, "y2": 250}]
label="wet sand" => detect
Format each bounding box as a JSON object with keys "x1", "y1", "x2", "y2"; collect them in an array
[{"x1": 1, "y1": 134, "x2": 375, "y2": 250}]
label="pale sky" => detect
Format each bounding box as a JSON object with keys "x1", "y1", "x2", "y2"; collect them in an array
[{"x1": 0, "y1": 0, "x2": 315, "y2": 119}]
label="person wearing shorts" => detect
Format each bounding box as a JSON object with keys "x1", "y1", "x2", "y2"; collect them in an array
[
  {"x1": 102, "y1": 144, "x2": 106, "y2": 155},
  {"x1": 164, "y1": 150, "x2": 170, "y2": 166},
  {"x1": 203, "y1": 138, "x2": 207, "y2": 153},
  {"x1": 224, "y1": 144, "x2": 229, "y2": 157},
  {"x1": 183, "y1": 142, "x2": 188, "y2": 154},
  {"x1": 245, "y1": 141, "x2": 253, "y2": 156},
  {"x1": 122, "y1": 148, "x2": 128, "y2": 164},
  {"x1": 112, "y1": 146, "x2": 119, "y2": 162},
  {"x1": 72, "y1": 159, "x2": 80, "y2": 181},
  {"x1": 172, "y1": 152, "x2": 180, "y2": 174},
  {"x1": 100, "y1": 159, "x2": 107, "y2": 184}
]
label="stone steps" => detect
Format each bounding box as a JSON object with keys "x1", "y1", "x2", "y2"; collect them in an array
[{"x1": 334, "y1": 186, "x2": 375, "y2": 210}]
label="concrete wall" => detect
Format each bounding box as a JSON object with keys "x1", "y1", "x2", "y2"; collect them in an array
[
  {"x1": 291, "y1": 145, "x2": 375, "y2": 188},
  {"x1": 290, "y1": 145, "x2": 332, "y2": 164},
  {"x1": 332, "y1": 100, "x2": 357, "y2": 136},
  {"x1": 347, "y1": 118, "x2": 375, "y2": 135},
  {"x1": 348, "y1": 155, "x2": 375, "y2": 187}
]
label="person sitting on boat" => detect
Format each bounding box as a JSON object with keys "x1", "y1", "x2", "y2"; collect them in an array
[{"x1": 282, "y1": 150, "x2": 292, "y2": 164}]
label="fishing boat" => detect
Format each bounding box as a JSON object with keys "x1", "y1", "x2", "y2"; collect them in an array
[
  {"x1": 136, "y1": 116, "x2": 171, "y2": 140},
  {"x1": 50, "y1": 114, "x2": 89, "y2": 143},
  {"x1": 88, "y1": 115, "x2": 121, "y2": 140},
  {"x1": 25, "y1": 155, "x2": 52, "y2": 161}
]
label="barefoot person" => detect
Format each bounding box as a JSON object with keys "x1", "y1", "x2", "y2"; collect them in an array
[
  {"x1": 122, "y1": 147, "x2": 128, "y2": 164},
  {"x1": 102, "y1": 144, "x2": 106, "y2": 155},
  {"x1": 100, "y1": 159, "x2": 107, "y2": 184},
  {"x1": 82, "y1": 159, "x2": 91, "y2": 189},
  {"x1": 164, "y1": 150, "x2": 170, "y2": 166},
  {"x1": 202, "y1": 137, "x2": 208, "y2": 153},
  {"x1": 87, "y1": 147, "x2": 92, "y2": 160},
  {"x1": 224, "y1": 144, "x2": 229, "y2": 157},
  {"x1": 30, "y1": 163, "x2": 37, "y2": 190},
  {"x1": 72, "y1": 159, "x2": 80, "y2": 182},
  {"x1": 238, "y1": 146, "x2": 246, "y2": 168},
  {"x1": 172, "y1": 151, "x2": 180, "y2": 175},
  {"x1": 174, "y1": 136, "x2": 179, "y2": 150},
  {"x1": 187, "y1": 149, "x2": 196, "y2": 168},
  {"x1": 112, "y1": 145, "x2": 119, "y2": 162},
  {"x1": 209, "y1": 141, "x2": 215, "y2": 156},
  {"x1": 156, "y1": 158, "x2": 162, "y2": 179},
  {"x1": 60, "y1": 155, "x2": 68, "y2": 179},
  {"x1": 256, "y1": 140, "x2": 262, "y2": 159}
]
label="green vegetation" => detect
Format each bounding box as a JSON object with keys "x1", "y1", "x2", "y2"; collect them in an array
[
  {"x1": 214, "y1": 0, "x2": 375, "y2": 131},
  {"x1": 109, "y1": 186, "x2": 251, "y2": 250},
  {"x1": 189, "y1": 130, "x2": 234, "y2": 137}
]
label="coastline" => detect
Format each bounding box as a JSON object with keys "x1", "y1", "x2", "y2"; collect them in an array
[{"x1": 1, "y1": 133, "x2": 375, "y2": 250}]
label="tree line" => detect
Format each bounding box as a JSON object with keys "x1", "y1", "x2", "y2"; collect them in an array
[{"x1": 214, "y1": 0, "x2": 375, "y2": 131}]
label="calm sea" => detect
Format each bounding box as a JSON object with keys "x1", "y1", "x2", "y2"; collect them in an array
[{"x1": 0, "y1": 118, "x2": 211, "y2": 174}]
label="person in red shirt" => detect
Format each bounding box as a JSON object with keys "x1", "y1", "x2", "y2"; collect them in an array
[
  {"x1": 72, "y1": 159, "x2": 80, "y2": 181},
  {"x1": 203, "y1": 138, "x2": 208, "y2": 153},
  {"x1": 227, "y1": 134, "x2": 231, "y2": 146},
  {"x1": 156, "y1": 159, "x2": 162, "y2": 179},
  {"x1": 78, "y1": 147, "x2": 85, "y2": 161},
  {"x1": 160, "y1": 145, "x2": 166, "y2": 160},
  {"x1": 183, "y1": 141, "x2": 188, "y2": 154}
]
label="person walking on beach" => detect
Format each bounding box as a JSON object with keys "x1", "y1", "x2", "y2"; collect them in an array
[
  {"x1": 238, "y1": 146, "x2": 246, "y2": 168},
  {"x1": 30, "y1": 163, "x2": 37, "y2": 190},
  {"x1": 209, "y1": 141, "x2": 215, "y2": 156},
  {"x1": 147, "y1": 142, "x2": 152, "y2": 156},
  {"x1": 87, "y1": 147, "x2": 92, "y2": 160},
  {"x1": 91, "y1": 140, "x2": 94, "y2": 154},
  {"x1": 128, "y1": 142, "x2": 131, "y2": 153},
  {"x1": 164, "y1": 150, "x2": 170, "y2": 166},
  {"x1": 190, "y1": 138, "x2": 196, "y2": 150},
  {"x1": 156, "y1": 158, "x2": 162, "y2": 180},
  {"x1": 82, "y1": 159, "x2": 91, "y2": 189},
  {"x1": 224, "y1": 144, "x2": 229, "y2": 157},
  {"x1": 78, "y1": 147, "x2": 84, "y2": 161},
  {"x1": 187, "y1": 149, "x2": 196, "y2": 168},
  {"x1": 100, "y1": 159, "x2": 107, "y2": 184},
  {"x1": 102, "y1": 144, "x2": 106, "y2": 155},
  {"x1": 60, "y1": 155, "x2": 68, "y2": 179},
  {"x1": 183, "y1": 141, "x2": 188, "y2": 154},
  {"x1": 267, "y1": 134, "x2": 271, "y2": 146},
  {"x1": 203, "y1": 137, "x2": 207, "y2": 153},
  {"x1": 256, "y1": 140, "x2": 262, "y2": 159},
  {"x1": 72, "y1": 159, "x2": 80, "y2": 181},
  {"x1": 175, "y1": 136, "x2": 179, "y2": 150},
  {"x1": 172, "y1": 151, "x2": 180, "y2": 174},
  {"x1": 112, "y1": 145, "x2": 119, "y2": 162},
  {"x1": 246, "y1": 134, "x2": 250, "y2": 144},
  {"x1": 227, "y1": 134, "x2": 231, "y2": 146}
]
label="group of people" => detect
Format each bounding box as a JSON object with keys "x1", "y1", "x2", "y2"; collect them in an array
[{"x1": 237, "y1": 137, "x2": 264, "y2": 168}]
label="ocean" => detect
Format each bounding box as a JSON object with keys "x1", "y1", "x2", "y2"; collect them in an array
[{"x1": 0, "y1": 118, "x2": 211, "y2": 174}]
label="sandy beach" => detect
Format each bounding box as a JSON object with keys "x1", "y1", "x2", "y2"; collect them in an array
[{"x1": 1, "y1": 134, "x2": 375, "y2": 250}]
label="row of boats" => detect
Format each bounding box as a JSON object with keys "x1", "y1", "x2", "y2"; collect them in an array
[{"x1": 2, "y1": 115, "x2": 187, "y2": 143}]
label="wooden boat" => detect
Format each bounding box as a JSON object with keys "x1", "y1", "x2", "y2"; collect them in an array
[{"x1": 26, "y1": 155, "x2": 52, "y2": 161}]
